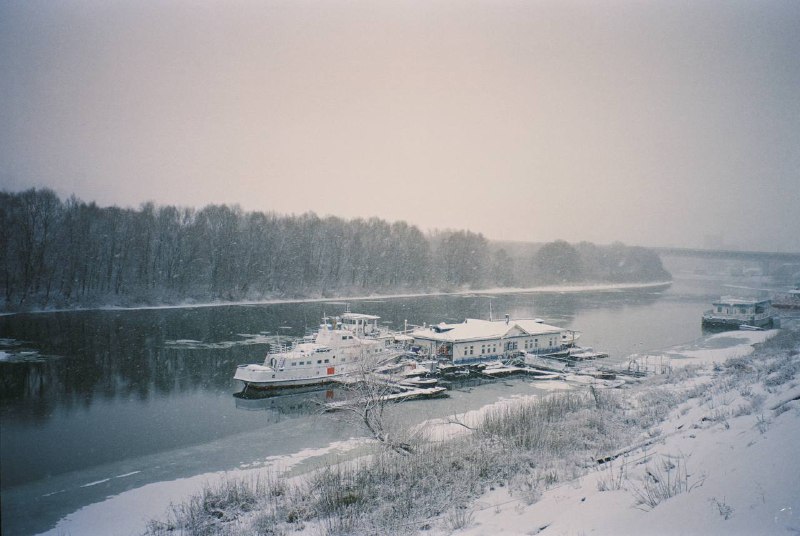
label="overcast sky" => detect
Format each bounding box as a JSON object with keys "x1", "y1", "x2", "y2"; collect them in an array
[{"x1": 1, "y1": 0, "x2": 799, "y2": 251}]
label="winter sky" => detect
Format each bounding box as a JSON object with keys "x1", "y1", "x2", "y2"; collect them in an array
[{"x1": 1, "y1": 1, "x2": 799, "y2": 252}]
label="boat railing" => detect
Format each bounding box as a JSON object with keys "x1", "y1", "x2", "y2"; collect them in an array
[
  {"x1": 703, "y1": 309, "x2": 772, "y2": 321},
  {"x1": 268, "y1": 342, "x2": 297, "y2": 355}
]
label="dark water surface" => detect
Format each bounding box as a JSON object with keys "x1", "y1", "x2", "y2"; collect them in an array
[{"x1": 0, "y1": 271, "x2": 758, "y2": 535}]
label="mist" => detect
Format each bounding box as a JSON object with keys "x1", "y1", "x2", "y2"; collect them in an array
[{"x1": 1, "y1": 0, "x2": 799, "y2": 251}]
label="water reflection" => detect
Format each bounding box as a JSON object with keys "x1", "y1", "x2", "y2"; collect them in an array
[
  {"x1": 1, "y1": 289, "x2": 671, "y2": 490},
  {"x1": 0, "y1": 290, "x2": 668, "y2": 406},
  {"x1": 232, "y1": 387, "x2": 342, "y2": 421}
]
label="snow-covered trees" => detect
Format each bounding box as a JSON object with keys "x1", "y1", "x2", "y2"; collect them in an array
[
  {"x1": 1, "y1": 190, "x2": 671, "y2": 309},
  {"x1": 0, "y1": 190, "x2": 442, "y2": 308}
]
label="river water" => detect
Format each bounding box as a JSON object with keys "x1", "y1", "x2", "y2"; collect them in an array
[{"x1": 0, "y1": 264, "x2": 771, "y2": 535}]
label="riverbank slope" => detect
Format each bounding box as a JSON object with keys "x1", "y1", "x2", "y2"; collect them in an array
[{"x1": 36, "y1": 322, "x2": 798, "y2": 536}]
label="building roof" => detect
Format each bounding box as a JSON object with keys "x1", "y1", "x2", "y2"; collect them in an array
[
  {"x1": 411, "y1": 318, "x2": 563, "y2": 343},
  {"x1": 712, "y1": 296, "x2": 771, "y2": 306},
  {"x1": 340, "y1": 313, "x2": 380, "y2": 320}
]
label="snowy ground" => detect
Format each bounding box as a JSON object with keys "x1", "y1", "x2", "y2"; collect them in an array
[
  {"x1": 449, "y1": 329, "x2": 800, "y2": 536},
  {"x1": 36, "y1": 323, "x2": 799, "y2": 536}
]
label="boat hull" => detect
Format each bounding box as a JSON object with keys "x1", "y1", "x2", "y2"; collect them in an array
[
  {"x1": 701, "y1": 315, "x2": 774, "y2": 331},
  {"x1": 772, "y1": 302, "x2": 800, "y2": 310},
  {"x1": 234, "y1": 364, "x2": 347, "y2": 389}
]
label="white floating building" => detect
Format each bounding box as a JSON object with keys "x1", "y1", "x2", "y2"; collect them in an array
[{"x1": 410, "y1": 315, "x2": 568, "y2": 365}]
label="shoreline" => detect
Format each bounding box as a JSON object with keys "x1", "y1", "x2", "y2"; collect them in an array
[
  {"x1": 34, "y1": 321, "x2": 792, "y2": 536},
  {"x1": 2, "y1": 280, "x2": 672, "y2": 316}
]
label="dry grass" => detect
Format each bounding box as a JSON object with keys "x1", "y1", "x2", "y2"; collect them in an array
[{"x1": 144, "y1": 327, "x2": 800, "y2": 535}]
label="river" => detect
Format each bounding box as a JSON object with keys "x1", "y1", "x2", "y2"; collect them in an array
[{"x1": 0, "y1": 263, "x2": 773, "y2": 535}]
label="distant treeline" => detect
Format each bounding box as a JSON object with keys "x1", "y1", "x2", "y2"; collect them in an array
[{"x1": 1, "y1": 189, "x2": 670, "y2": 310}]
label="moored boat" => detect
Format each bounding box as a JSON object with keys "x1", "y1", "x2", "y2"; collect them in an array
[
  {"x1": 234, "y1": 313, "x2": 403, "y2": 390},
  {"x1": 772, "y1": 288, "x2": 800, "y2": 310},
  {"x1": 701, "y1": 297, "x2": 774, "y2": 331}
]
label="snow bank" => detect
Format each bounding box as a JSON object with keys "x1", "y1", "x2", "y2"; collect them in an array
[
  {"x1": 452, "y1": 331, "x2": 800, "y2": 536},
  {"x1": 35, "y1": 438, "x2": 369, "y2": 536},
  {"x1": 37, "y1": 320, "x2": 795, "y2": 536}
]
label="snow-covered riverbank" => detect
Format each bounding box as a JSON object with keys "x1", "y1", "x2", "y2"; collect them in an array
[
  {"x1": 452, "y1": 328, "x2": 800, "y2": 535},
  {"x1": 6, "y1": 280, "x2": 671, "y2": 316},
  {"x1": 36, "y1": 322, "x2": 798, "y2": 536}
]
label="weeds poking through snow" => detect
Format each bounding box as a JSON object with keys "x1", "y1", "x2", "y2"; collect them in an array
[
  {"x1": 710, "y1": 497, "x2": 734, "y2": 520},
  {"x1": 445, "y1": 505, "x2": 474, "y2": 530},
  {"x1": 596, "y1": 458, "x2": 627, "y2": 492},
  {"x1": 755, "y1": 413, "x2": 771, "y2": 434},
  {"x1": 630, "y1": 454, "x2": 696, "y2": 510},
  {"x1": 146, "y1": 475, "x2": 267, "y2": 535}
]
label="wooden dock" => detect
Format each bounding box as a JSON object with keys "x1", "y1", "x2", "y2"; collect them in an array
[{"x1": 324, "y1": 384, "x2": 448, "y2": 411}]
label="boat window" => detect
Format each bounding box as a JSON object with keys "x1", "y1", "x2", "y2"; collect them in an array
[
  {"x1": 324, "y1": 359, "x2": 329, "y2": 363},
  {"x1": 292, "y1": 362, "x2": 297, "y2": 366},
  {"x1": 317, "y1": 360, "x2": 322, "y2": 364}
]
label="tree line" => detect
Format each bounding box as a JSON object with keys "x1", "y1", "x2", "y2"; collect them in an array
[{"x1": 1, "y1": 189, "x2": 670, "y2": 310}]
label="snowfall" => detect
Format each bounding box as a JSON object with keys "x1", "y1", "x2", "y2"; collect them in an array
[{"x1": 38, "y1": 325, "x2": 799, "y2": 536}]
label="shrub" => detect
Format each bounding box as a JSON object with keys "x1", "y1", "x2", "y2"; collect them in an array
[{"x1": 630, "y1": 455, "x2": 693, "y2": 510}]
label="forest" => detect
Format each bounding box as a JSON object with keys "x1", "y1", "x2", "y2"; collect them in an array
[{"x1": 1, "y1": 188, "x2": 671, "y2": 310}]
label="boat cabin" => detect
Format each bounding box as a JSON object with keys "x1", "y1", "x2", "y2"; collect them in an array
[
  {"x1": 702, "y1": 296, "x2": 775, "y2": 330},
  {"x1": 710, "y1": 297, "x2": 771, "y2": 317},
  {"x1": 337, "y1": 313, "x2": 381, "y2": 337},
  {"x1": 411, "y1": 316, "x2": 567, "y2": 365}
]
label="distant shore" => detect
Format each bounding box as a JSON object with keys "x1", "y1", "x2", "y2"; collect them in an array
[{"x1": 2, "y1": 280, "x2": 672, "y2": 316}]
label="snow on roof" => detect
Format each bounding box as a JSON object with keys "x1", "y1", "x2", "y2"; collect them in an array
[
  {"x1": 340, "y1": 313, "x2": 380, "y2": 320},
  {"x1": 411, "y1": 318, "x2": 563, "y2": 343},
  {"x1": 712, "y1": 296, "x2": 771, "y2": 306}
]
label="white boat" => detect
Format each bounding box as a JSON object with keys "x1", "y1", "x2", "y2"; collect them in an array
[
  {"x1": 701, "y1": 297, "x2": 775, "y2": 330},
  {"x1": 400, "y1": 377, "x2": 439, "y2": 388},
  {"x1": 234, "y1": 313, "x2": 402, "y2": 390},
  {"x1": 561, "y1": 330, "x2": 581, "y2": 347},
  {"x1": 772, "y1": 288, "x2": 800, "y2": 310},
  {"x1": 567, "y1": 346, "x2": 609, "y2": 360}
]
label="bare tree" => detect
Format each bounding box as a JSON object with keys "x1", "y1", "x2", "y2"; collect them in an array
[{"x1": 331, "y1": 363, "x2": 421, "y2": 455}]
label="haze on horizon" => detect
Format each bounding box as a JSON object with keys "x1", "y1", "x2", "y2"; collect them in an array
[{"x1": 1, "y1": 0, "x2": 799, "y2": 252}]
